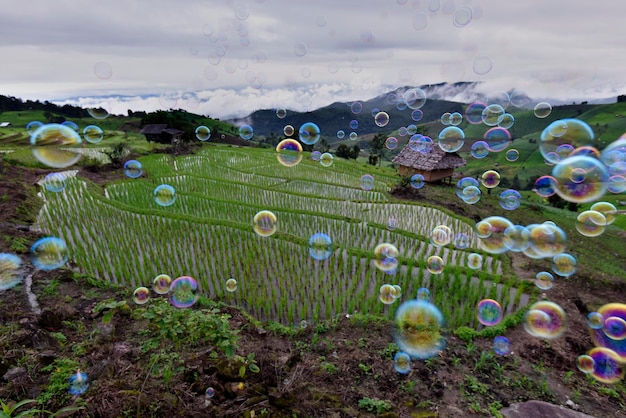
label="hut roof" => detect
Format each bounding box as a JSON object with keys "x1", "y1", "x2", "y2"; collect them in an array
[
  {"x1": 163, "y1": 128, "x2": 184, "y2": 135},
  {"x1": 392, "y1": 144, "x2": 466, "y2": 171},
  {"x1": 139, "y1": 124, "x2": 168, "y2": 134}
]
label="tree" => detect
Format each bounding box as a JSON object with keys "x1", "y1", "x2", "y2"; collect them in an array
[
  {"x1": 336, "y1": 144, "x2": 352, "y2": 159},
  {"x1": 511, "y1": 174, "x2": 520, "y2": 190},
  {"x1": 351, "y1": 145, "x2": 360, "y2": 160},
  {"x1": 370, "y1": 134, "x2": 386, "y2": 166},
  {"x1": 318, "y1": 138, "x2": 330, "y2": 153}
]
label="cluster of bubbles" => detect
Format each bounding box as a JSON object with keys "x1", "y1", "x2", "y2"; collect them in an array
[
  {"x1": 132, "y1": 274, "x2": 200, "y2": 309},
  {"x1": 373, "y1": 243, "x2": 399, "y2": 275},
  {"x1": 379, "y1": 283, "x2": 402, "y2": 305}
]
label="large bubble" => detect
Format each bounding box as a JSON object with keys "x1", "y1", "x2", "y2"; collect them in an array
[
  {"x1": 30, "y1": 123, "x2": 83, "y2": 168},
  {"x1": 308, "y1": 233, "x2": 332, "y2": 261},
  {"x1": 591, "y1": 303, "x2": 626, "y2": 362},
  {"x1": 394, "y1": 300, "x2": 446, "y2": 360},
  {"x1": 477, "y1": 216, "x2": 514, "y2": 254},
  {"x1": 524, "y1": 301, "x2": 567, "y2": 339},
  {"x1": 476, "y1": 299, "x2": 503, "y2": 326},
  {"x1": 299, "y1": 122, "x2": 321, "y2": 145},
  {"x1": 481, "y1": 104, "x2": 505, "y2": 126},
  {"x1": 153, "y1": 184, "x2": 176, "y2": 207},
  {"x1": 587, "y1": 347, "x2": 625, "y2": 384},
  {"x1": 374, "y1": 243, "x2": 399, "y2": 274},
  {"x1": 30, "y1": 237, "x2": 69, "y2": 271},
  {"x1": 253, "y1": 210, "x2": 277, "y2": 237},
  {"x1": 169, "y1": 276, "x2": 199, "y2": 308},
  {"x1": 552, "y1": 156, "x2": 609, "y2": 203},
  {"x1": 276, "y1": 139, "x2": 303, "y2": 153},
  {"x1": 540, "y1": 119, "x2": 594, "y2": 164},
  {"x1": 524, "y1": 222, "x2": 567, "y2": 259},
  {"x1": 438, "y1": 126, "x2": 465, "y2": 152},
  {"x1": 0, "y1": 253, "x2": 23, "y2": 290}
]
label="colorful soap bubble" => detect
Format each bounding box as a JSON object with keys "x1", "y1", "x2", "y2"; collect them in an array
[
  {"x1": 577, "y1": 355, "x2": 595, "y2": 373},
  {"x1": 441, "y1": 112, "x2": 451, "y2": 125},
  {"x1": 478, "y1": 216, "x2": 515, "y2": 254},
  {"x1": 535, "y1": 271, "x2": 554, "y2": 290},
  {"x1": 465, "y1": 102, "x2": 487, "y2": 125},
  {"x1": 123, "y1": 160, "x2": 143, "y2": 178},
  {"x1": 493, "y1": 336, "x2": 510, "y2": 356},
  {"x1": 336, "y1": 130, "x2": 345, "y2": 139},
  {"x1": 276, "y1": 139, "x2": 303, "y2": 153},
  {"x1": 225, "y1": 278, "x2": 238, "y2": 292},
  {"x1": 608, "y1": 175, "x2": 626, "y2": 193},
  {"x1": 523, "y1": 222, "x2": 567, "y2": 259},
  {"x1": 449, "y1": 112, "x2": 463, "y2": 126},
  {"x1": 454, "y1": 233, "x2": 470, "y2": 249},
  {"x1": 153, "y1": 184, "x2": 176, "y2": 207},
  {"x1": 534, "y1": 102, "x2": 552, "y2": 118},
  {"x1": 481, "y1": 104, "x2": 505, "y2": 126},
  {"x1": 43, "y1": 172, "x2": 67, "y2": 192},
  {"x1": 552, "y1": 253, "x2": 576, "y2": 277},
  {"x1": 349, "y1": 132, "x2": 358, "y2": 141},
  {"x1": 83, "y1": 125, "x2": 103, "y2": 144},
  {"x1": 603, "y1": 316, "x2": 626, "y2": 341},
  {"x1": 61, "y1": 121, "x2": 79, "y2": 131},
  {"x1": 407, "y1": 124, "x2": 418, "y2": 135},
  {"x1": 416, "y1": 287, "x2": 431, "y2": 301},
  {"x1": 398, "y1": 127, "x2": 408, "y2": 137},
  {"x1": 360, "y1": 174, "x2": 375, "y2": 191},
  {"x1": 540, "y1": 119, "x2": 594, "y2": 164},
  {"x1": 319, "y1": 152, "x2": 334, "y2": 167},
  {"x1": 394, "y1": 300, "x2": 446, "y2": 360},
  {"x1": 133, "y1": 287, "x2": 150, "y2": 305},
  {"x1": 387, "y1": 218, "x2": 398, "y2": 231},
  {"x1": 374, "y1": 243, "x2": 399, "y2": 274},
  {"x1": 195, "y1": 125, "x2": 211, "y2": 141},
  {"x1": 552, "y1": 156, "x2": 609, "y2": 203},
  {"x1": 379, "y1": 284, "x2": 397, "y2": 305},
  {"x1": 477, "y1": 299, "x2": 503, "y2": 326},
  {"x1": 283, "y1": 125, "x2": 295, "y2": 137},
  {"x1": 471, "y1": 141, "x2": 489, "y2": 159},
  {"x1": 153, "y1": 274, "x2": 172, "y2": 294},
  {"x1": 426, "y1": 255, "x2": 444, "y2": 274},
  {"x1": 505, "y1": 149, "x2": 519, "y2": 162},
  {"x1": 410, "y1": 134, "x2": 433, "y2": 153},
  {"x1": 534, "y1": 176, "x2": 557, "y2": 198},
  {"x1": 438, "y1": 126, "x2": 465, "y2": 152},
  {"x1": 308, "y1": 233, "x2": 332, "y2": 261},
  {"x1": 26, "y1": 121, "x2": 44, "y2": 135},
  {"x1": 411, "y1": 109, "x2": 424, "y2": 122},
  {"x1": 239, "y1": 125, "x2": 254, "y2": 140},
  {"x1": 374, "y1": 112, "x2": 390, "y2": 127},
  {"x1": 431, "y1": 225, "x2": 452, "y2": 247},
  {"x1": 588, "y1": 312, "x2": 604, "y2": 329},
  {"x1": 205, "y1": 387, "x2": 215, "y2": 398},
  {"x1": 385, "y1": 137, "x2": 398, "y2": 150},
  {"x1": 253, "y1": 210, "x2": 277, "y2": 237},
  {"x1": 483, "y1": 127, "x2": 511, "y2": 152},
  {"x1": 391, "y1": 285, "x2": 402, "y2": 299},
  {"x1": 311, "y1": 150, "x2": 321, "y2": 161},
  {"x1": 30, "y1": 237, "x2": 68, "y2": 271},
  {"x1": 503, "y1": 224, "x2": 531, "y2": 252},
  {"x1": 350, "y1": 102, "x2": 363, "y2": 114},
  {"x1": 499, "y1": 189, "x2": 521, "y2": 210},
  {"x1": 497, "y1": 113, "x2": 515, "y2": 129},
  {"x1": 393, "y1": 351, "x2": 411, "y2": 374},
  {"x1": 590, "y1": 202, "x2": 617, "y2": 225},
  {"x1": 349, "y1": 120, "x2": 358, "y2": 130},
  {"x1": 403, "y1": 88, "x2": 427, "y2": 110},
  {"x1": 276, "y1": 153, "x2": 303, "y2": 167},
  {"x1": 30, "y1": 123, "x2": 83, "y2": 168},
  {"x1": 0, "y1": 253, "x2": 23, "y2": 291},
  {"x1": 68, "y1": 370, "x2": 89, "y2": 395},
  {"x1": 462, "y1": 186, "x2": 481, "y2": 205},
  {"x1": 587, "y1": 347, "x2": 625, "y2": 384},
  {"x1": 467, "y1": 253, "x2": 483, "y2": 270},
  {"x1": 87, "y1": 107, "x2": 109, "y2": 120},
  {"x1": 524, "y1": 301, "x2": 567, "y2": 339},
  {"x1": 169, "y1": 276, "x2": 199, "y2": 308},
  {"x1": 576, "y1": 210, "x2": 606, "y2": 238},
  {"x1": 410, "y1": 174, "x2": 425, "y2": 189},
  {"x1": 456, "y1": 177, "x2": 479, "y2": 199},
  {"x1": 591, "y1": 303, "x2": 626, "y2": 362},
  {"x1": 480, "y1": 170, "x2": 501, "y2": 188}
]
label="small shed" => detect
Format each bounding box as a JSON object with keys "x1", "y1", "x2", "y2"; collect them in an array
[
  {"x1": 0, "y1": 122, "x2": 11, "y2": 127},
  {"x1": 392, "y1": 144, "x2": 466, "y2": 182},
  {"x1": 140, "y1": 124, "x2": 184, "y2": 144}
]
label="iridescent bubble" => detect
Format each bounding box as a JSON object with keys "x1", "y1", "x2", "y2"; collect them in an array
[
  {"x1": 225, "y1": 278, "x2": 238, "y2": 292},
  {"x1": 453, "y1": 6, "x2": 473, "y2": 28},
  {"x1": 205, "y1": 387, "x2": 215, "y2": 398},
  {"x1": 478, "y1": 216, "x2": 514, "y2": 254},
  {"x1": 336, "y1": 130, "x2": 345, "y2": 139},
  {"x1": 534, "y1": 102, "x2": 552, "y2": 118},
  {"x1": 456, "y1": 177, "x2": 479, "y2": 199},
  {"x1": 503, "y1": 224, "x2": 530, "y2": 252},
  {"x1": 480, "y1": 170, "x2": 501, "y2": 188},
  {"x1": 393, "y1": 351, "x2": 411, "y2": 374},
  {"x1": 438, "y1": 126, "x2": 465, "y2": 152},
  {"x1": 591, "y1": 303, "x2": 626, "y2": 362},
  {"x1": 471, "y1": 141, "x2": 489, "y2": 159},
  {"x1": 360, "y1": 174, "x2": 375, "y2": 191},
  {"x1": 239, "y1": 125, "x2": 254, "y2": 140},
  {"x1": 587, "y1": 312, "x2": 604, "y2": 329},
  {"x1": 308, "y1": 233, "x2": 332, "y2": 261},
  {"x1": 253, "y1": 210, "x2": 277, "y2": 237},
  {"x1": 410, "y1": 174, "x2": 425, "y2": 189},
  {"x1": 608, "y1": 175, "x2": 626, "y2": 193},
  {"x1": 483, "y1": 127, "x2": 511, "y2": 152},
  {"x1": 153, "y1": 274, "x2": 172, "y2": 294},
  {"x1": 524, "y1": 301, "x2": 567, "y2": 339},
  {"x1": 481, "y1": 104, "x2": 505, "y2": 126},
  {"x1": 535, "y1": 271, "x2": 554, "y2": 290},
  {"x1": 276, "y1": 139, "x2": 303, "y2": 153},
  {"x1": 403, "y1": 88, "x2": 427, "y2": 110},
  {"x1": 391, "y1": 285, "x2": 402, "y2": 299},
  {"x1": 473, "y1": 56, "x2": 493, "y2": 75},
  {"x1": 94, "y1": 61, "x2": 113, "y2": 79},
  {"x1": 351, "y1": 102, "x2": 363, "y2": 114},
  {"x1": 454, "y1": 233, "x2": 470, "y2": 249},
  {"x1": 398, "y1": 127, "x2": 408, "y2": 137},
  {"x1": 475, "y1": 220, "x2": 493, "y2": 238},
  {"x1": 394, "y1": 300, "x2": 446, "y2": 360},
  {"x1": 493, "y1": 336, "x2": 510, "y2": 356},
  {"x1": 477, "y1": 299, "x2": 503, "y2": 326},
  {"x1": 30, "y1": 237, "x2": 68, "y2": 270},
  {"x1": 407, "y1": 124, "x2": 418, "y2": 135},
  {"x1": 385, "y1": 137, "x2": 398, "y2": 150},
  {"x1": 440, "y1": 112, "x2": 451, "y2": 126},
  {"x1": 43, "y1": 172, "x2": 67, "y2": 192},
  {"x1": 547, "y1": 120, "x2": 569, "y2": 138},
  {"x1": 374, "y1": 243, "x2": 399, "y2": 274},
  {"x1": 431, "y1": 225, "x2": 452, "y2": 247},
  {"x1": 387, "y1": 218, "x2": 398, "y2": 231},
  {"x1": 426, "y1": 255, "x2": 444, "y2": 274},
  {"x1": 540, "y1": 119, "x2": 594, "y2": 164},
  {"x1": 499, "y1": 189, "x2": 521, "y2": 210},
  {"x1": 552, "y1": 156, "x2": 609, "y2": 203},
  {"x1": 534, "y1": 176, "x2": 557, "y2": 198},
  {"x1": 0, "y1": 253, "x2": 23, "y2": 291},
  {"x1": 416, "y1": 287, "x2": 431, "y2": 301},
  {"x1": 411, "y1": 135, "x2": 433, "y2": 154},
  {"x1": 461, "y1": 186, "x2": 481, "y2": 204},
  {"x1": 195, "y1": 125, "x2": 211, "y2": 141},
  {"x1": 349, "y1": 132, "x2": 358, "y2": 141},
  {"x1": 123, "y1": 160, "x2": 143, "y2": 178},
  {"x1": 276, "y1": 153, "x2": 303, "y2": 167},
  {"x1": 449, "y1": 112, "x2": 463, "y2": 126},
  {"x1": 552, "y1": 253, "x2": 576, "y2": 277},
  {"x1": 133, "y1": 287, "x2": 150, "y2": 305},
  {"x1": 83, "y1": 125, "x2": 103, "y2": 144},
  {"x1": 465, "y1": 102, "x2": 487, "y2": 125},
  {"x1": 603, "y1": 316, "x2": 626, "y2": 341},
  {"x1": 30, "y1": 123, "x2": 83, "y2": 168},
  {"x1": 555, "y1": 144, "x2": 575, "y2": 162},
  {"x1": 411, "y1": 109, "x2": 424, "y2": 122},
  {"x1": 169, "y1": 276, "x2": 199, "y2": 309},
  {"x1": 587, "y1": 347, "x2": 625, "y2": 384},
  {"x1": 283, "y1": 125, "x2": 295, "y2": 137},
  {"x1": 590, "y1": 202, "x2": 617, "y2": 225},
  {"x1": 320, "y1": 152, "x2": 334, "y2": 167},
  {"x1": 497, "y1": 113, "x2": 515, "y2": 129},
  {"x1": 349, "y1": 120, "x2": 359, "y2": 130},
  {"x1": 299, "y1": 122, "x2": 321, "y2": 145},
  {"x1": 153, "y1": 184, "x2": 176, "y2": 207},
  {"x1": 379, "y1": 284, "x2": 397, "y2": 305},
  {"x1": 505, "y1": 149, "x2": 519, "y2": 162},
  {"x1": 375, "y1": 112, "x2": 390, "y2": 127},
  {"x1": 26, "y1": 121, "x2": 44, "y2": 135},
  {"x1": 62, "y1": 121, "x2": 79, "y2": 131},
  {"x1": 68, "y1": 370, "x2": 89, "y2": 395},
  {"x1": 311, "y1": 151, "x2": 321, "y2": 161},
  {"x1": 467, "y1": 253, "x2": 483, "y2": 270},
  {"x1": 577, "y1": 355, "x2": 595, "y2": 373}
]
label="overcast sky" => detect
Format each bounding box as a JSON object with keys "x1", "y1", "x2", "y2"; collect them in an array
[{"x1": 1, "y1": 0, "x2": 624, "y2": 119}]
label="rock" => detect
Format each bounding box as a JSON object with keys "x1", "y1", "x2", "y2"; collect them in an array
[
  {"x1": 3, "y1": 366, "x2": 27, "y2": 381},
  {"x1": 500, "y1": 400, "x2": 597, "y2": 418},
  {"x1": 31, "y1": 329, "x2": 59, "y2": 350},
  {"x1": 38, "y1": 308, "x2": 62, "y2": 331}
]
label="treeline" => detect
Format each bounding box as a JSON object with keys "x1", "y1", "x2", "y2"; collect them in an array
[{"x1": 0, "y1": 95, "x2": 90, "y2": 118}]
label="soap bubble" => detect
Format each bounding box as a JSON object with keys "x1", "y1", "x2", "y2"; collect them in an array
[
  {"x1": 30, "y1": 123, "x2": 83, "y2": 168},
  {"x1": 426, "y1": 255, "x2": 444, "y2": 274},
  {"x1": 169, "y1": 276, "x2": 199, "y2": 308},
  {"x1": 416, "y1": 287, "x2": 431, "y2": 301},
  {"x1": 299, "y1": 122, "x2": 321, "y2": 145},
  {"x1": 552, "y1": 156, "x2": 609, "y2": 203},
  {"x1": 308, "y1": 233, "x2": 332, "y2": 261},
  {"x1": 576, "y1": 210, "x2": 606, "y2": 237},
  {"x1": 374, "y1": 112, "x2": 390, "y2": 127},
  {"x1": 438, "y1": 126, "x2": 465, "y2": 152},
  {"x1": 535, "y1": 271, "x2": 554, "y2": 290},
  {"x1": 467, "y1": 253, "x2": 483, "y2": 270},
  {"x1": 360, "y1": 174, "x2": 375, "y2": 191},
  {"x1": 83, "y1": 125, "x2": 103, "y2": 144},
  {"x1": 540, "y1": 119, "x2": 594, "y2": 164},
  {"x1": 590, "y1": 303, "x2": 626, "y2": 362},
  {"x1": 552, "y1": 253, "x2": 577, "y2": 277},
  {"x1": 239, "y1": 125, "x2": 254, "y2": 140},
  {"x1": 30, "y1": 237, "x2": 69, "y2": 270},
  {"x1": 393, "y1": 351, "x2": 411, "y2": 374},
  {"x1": 587, "y1": 312, "x2": 604, "y2": 329},
  {"x1": 284, "y1": 125, "x2": 295, "y2": 137},
  {"x1": 476, "y1": 299, "x2": 503, "y2": 326},
  {"x1": 493, "y1": 336, "x2": 510, "y2": 355},
  {"x1": 483, "y1": 127, "x2": 511, "y2": 152},
  {"x1": 480, "y1": 170, "x2": 501, "y2": 188},
  {"x1": 123, "y1": 160, "x2": 143, "y2": 178},
  {"x1": 577, "y1": 355, "x2": 595, "y2": 373},
  {"x1": 410, "y1": 174, "x2": 425, "y2": 189},
  {"x1": 153, "y1": 184, "x2": 176, "y2": 207},
  {"x1": 320, "y1": 152, "x2": 333, "y2": 167},
  {"x1": 385, "y1": 137, "x2": 398, "y2": 150},
  {"x1": 43, "y1": 172, "x2": 67, "y2": 192},
  {"x1": 253, "y1": 210, "x2": 277, "y2": 237},
  {"x1": 603, "y1": 316, "x2": 626, "y2": 341},
  {"x1": 133, "y1": 287, "x2": 150, "y2": 305},
  {"x1": 0, "y1": 253, "x2": 23, "y2": 291},
  {"x1": 153, "y1": 274, "x2": 172, "y2": 294},
  {"x1": 471, "y1": 141, "x2": 489, "y2": 159},
  {"x1": 534, "y1": 176, "x2": 557, "y2": 198},
  {"x1": 499, "y1": 189, "x2": 521, "y2": 210},
  {"x1": 524, "y1": 301, "x2": 567, "y2": 339},
  {"x1": 225, "y1": 278, "x2": 238, "y2": 292},
  {"x1": 587, "y1": 347, "x2": 625, "y2": 384},
  {"x1": 68, "y1": 370, "x2": 89, "y2": 395},
  {"x1": 505, "y1": 149, "x2": 519, "y2": 162},
  {"x1": 534, "y1": 102, "x2": 552, "y2": 118},
  {"x1": 374, "y1": 243, "x2": 399, "y2": 274},
  {"x1": 394, "y1": 300, "x2": 446, "y2": 359},
  {"x1": 195, "y1": 125, "x2": 211, "y2": 141}
]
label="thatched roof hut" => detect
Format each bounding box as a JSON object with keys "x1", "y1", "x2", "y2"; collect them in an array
[
  {"x1": 392, "y1": 144, "x2": 466, "y2": 182},
  {"x1": 140, "y1": 124, "x2": 184, "y2": 144}
]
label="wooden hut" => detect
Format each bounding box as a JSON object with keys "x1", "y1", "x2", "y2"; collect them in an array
[
  {"x1": 140, "y1": 124, "x2": 184, "y2": 144},
  {"x1": 392, "y1": 144, "x2": 466, "y2": 182}
]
